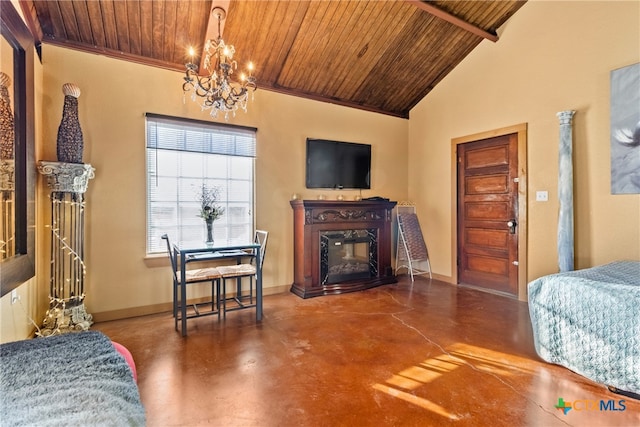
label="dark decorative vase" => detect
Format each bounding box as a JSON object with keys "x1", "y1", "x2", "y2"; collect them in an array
[
  {"x1": 205, "y1": 219, "x2": 214, "y2": 246},
  {"x1": 57, "y1": 83, "x2": 84, "y2": 164},
  {"x1": 0, "y1": 72, "x2": 14, "y2": 161}
]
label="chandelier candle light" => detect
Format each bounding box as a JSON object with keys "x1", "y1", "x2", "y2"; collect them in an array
[{"x1": 183, "y1": 6, "x2": 256, "y2": 119}]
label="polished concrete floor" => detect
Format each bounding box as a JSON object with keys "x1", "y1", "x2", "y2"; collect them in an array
[{"x1": 93, "y1": 277, "x2": 640, "y2": 427}]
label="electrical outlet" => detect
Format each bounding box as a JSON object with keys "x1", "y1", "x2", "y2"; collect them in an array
[
  {"x1": 11, "y1": 289, "x2": 19, "y2": 305},
  {"x1": 536, "y1": 191, "x2": 549, "y2": 202}
]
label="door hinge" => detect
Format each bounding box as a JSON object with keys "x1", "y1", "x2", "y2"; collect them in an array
[{"x1": 512, "y1": 261, "x2": 519, "y2": 266}]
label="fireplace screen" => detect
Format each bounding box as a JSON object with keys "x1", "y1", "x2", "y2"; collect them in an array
[{"x1": 320, "y1": 229, "x2": 377, "y2": 285}]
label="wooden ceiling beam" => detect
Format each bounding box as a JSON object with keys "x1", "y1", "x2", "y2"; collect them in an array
[
  {"x1": 405, "y1": 0, "x2": 499, "y2": 43},
  {"x1": 205, "y1": 0, "x2": 230, "y2": 41},
  {"x1": 18, "y1": 0, "x2": 44, "y2": 45},
  {"x1": 194, "y1": 0, "x2": 230, "y2": 74}
]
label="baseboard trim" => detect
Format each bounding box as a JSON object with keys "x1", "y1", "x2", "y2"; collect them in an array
[
  {"x1": 394, "y1": 272, "x2": 454, "y2": 284},
  {"x1": 91, "y1": 284, "x2": 293, "y2": 323},
  {"x1": 92, "y1": 303, "x2": 173, "y2": 323}
]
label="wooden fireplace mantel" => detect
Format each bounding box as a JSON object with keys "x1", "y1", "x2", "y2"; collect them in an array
[{"x1": 290, "y1": 199, "x2": 397, "y2": 298}]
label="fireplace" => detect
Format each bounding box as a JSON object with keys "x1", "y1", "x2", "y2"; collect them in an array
[
  {"x1": 320, "y1": 229, "x2": 376, "y2": 284},
  {"x1": 290, "y1": 199, "x2": 397, "y2": 298}
]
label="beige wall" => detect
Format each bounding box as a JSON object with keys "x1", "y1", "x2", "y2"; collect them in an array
[
  {"x1": 3, "y1": 0, "x2": 639, "y2": 340},
  {"x1": 408, "y1": 1, "x2": 640, "y2": 290},
  {"x1": 34, "y1": 45, "x2": 408, "y2": 320}
]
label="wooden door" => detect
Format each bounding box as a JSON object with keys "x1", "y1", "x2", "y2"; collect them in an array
[{"x1": 457, "y1": 134, "x2": 519, "y2": 296}]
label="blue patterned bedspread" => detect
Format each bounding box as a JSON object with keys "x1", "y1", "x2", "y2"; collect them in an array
[{"x1": 528, "y1": 261, "x2": 640, "y2": 394}]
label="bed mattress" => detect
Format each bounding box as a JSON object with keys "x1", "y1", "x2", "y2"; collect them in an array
[{"x1": 528, "y1": 261, "x2": 640, "y2": 394}]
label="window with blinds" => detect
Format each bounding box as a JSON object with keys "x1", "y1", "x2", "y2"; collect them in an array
[{"x1": 146, "y1": 113, "x2": 256, "y2": 254}]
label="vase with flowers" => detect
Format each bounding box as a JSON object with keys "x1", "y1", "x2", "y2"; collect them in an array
[{"x1": 195, "y1": 183, "x2": 224, "y2": 246}]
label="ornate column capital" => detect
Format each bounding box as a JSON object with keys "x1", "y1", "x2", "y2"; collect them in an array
[
  {"x1": 37, "y1": 160, "x2": 95, "y2": 194},
  {"x1": 557, "y1": 110, "x2": 576, "y2": 126}
]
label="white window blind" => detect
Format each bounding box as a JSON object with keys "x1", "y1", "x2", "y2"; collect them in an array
[{"x1": 146, "y1": 114, "x2": 256, "y2": 254}]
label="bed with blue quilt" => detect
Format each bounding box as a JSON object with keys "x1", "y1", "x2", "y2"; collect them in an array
[{"x1": 527, "y1": 260, "x2": 640, "y2": 397}]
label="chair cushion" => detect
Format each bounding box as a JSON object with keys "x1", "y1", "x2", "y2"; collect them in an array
[
  {"x1": 217, "y1": 264, "x2": 256, "y2": 277},
  {"x1": 185, "y1": 267, "x2": 221, "y2": 282}
]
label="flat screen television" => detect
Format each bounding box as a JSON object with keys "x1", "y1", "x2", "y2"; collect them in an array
[{"x1": 306, "y1": 138, "x2": 371, "y2": 189}]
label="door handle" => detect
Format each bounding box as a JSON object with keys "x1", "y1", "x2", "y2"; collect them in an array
[{"x1": 507, "y1": 219, "x2": 517, "y2": 234}]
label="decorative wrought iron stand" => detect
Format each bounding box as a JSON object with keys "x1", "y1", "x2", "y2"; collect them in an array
[
  {"x1": 395, "y1": 204, "x2": 432, "y2": 282},
  {"x1": 38, "y1": 161, "x2": 95, "y2": 335}
]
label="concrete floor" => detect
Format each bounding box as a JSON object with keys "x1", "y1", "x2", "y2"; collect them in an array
[{"x1": 94, "y1": 277, "x2": 640, "y2": 426}]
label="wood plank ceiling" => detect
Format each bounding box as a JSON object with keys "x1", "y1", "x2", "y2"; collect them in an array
[{"x1": 20, "y1": 0, "x2": 526, "y2": 118}]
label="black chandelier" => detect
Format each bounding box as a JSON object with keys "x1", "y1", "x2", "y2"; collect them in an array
[{"x1": 183, "y1": 6, "x2": 257, "y2": 119}]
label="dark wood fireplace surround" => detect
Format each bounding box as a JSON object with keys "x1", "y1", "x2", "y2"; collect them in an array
[{"x1": 290, "y1": 199, "x2": 397, "y2": 298}]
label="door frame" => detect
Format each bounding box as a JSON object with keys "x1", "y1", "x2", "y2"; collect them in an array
[{"x1": 450, "y1": 123, "x2": 528, "y2": 301}]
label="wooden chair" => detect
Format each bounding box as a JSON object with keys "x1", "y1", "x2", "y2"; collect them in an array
[
  {"x1": 217, "y1": 230, "x2": 268, "y2": 318},
  {"x1": 161, "y1": 234, "x2": 222, "y2": 328}
]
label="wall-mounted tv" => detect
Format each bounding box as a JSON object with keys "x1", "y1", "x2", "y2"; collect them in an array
[{"x1": 306, "y1": 138, "x2": 371, "y2": 189}]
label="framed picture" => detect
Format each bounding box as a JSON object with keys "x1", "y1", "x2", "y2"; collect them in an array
[{"x1": 610, "y1": 62, "x2": 640, "y2": 194}]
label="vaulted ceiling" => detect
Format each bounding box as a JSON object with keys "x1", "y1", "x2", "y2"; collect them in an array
[{"x1": 19, "y1": 0, "x2": 526, "y2": 118}]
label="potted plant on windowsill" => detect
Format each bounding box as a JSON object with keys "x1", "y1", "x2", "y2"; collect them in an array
[{"x1": 196, "y1": 183, "x2": 224, "y2": 246}]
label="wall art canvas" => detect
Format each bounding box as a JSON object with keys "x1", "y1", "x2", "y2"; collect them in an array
[{"x1": 610, "y1": 62, "x2": 640, "y2": 194}]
